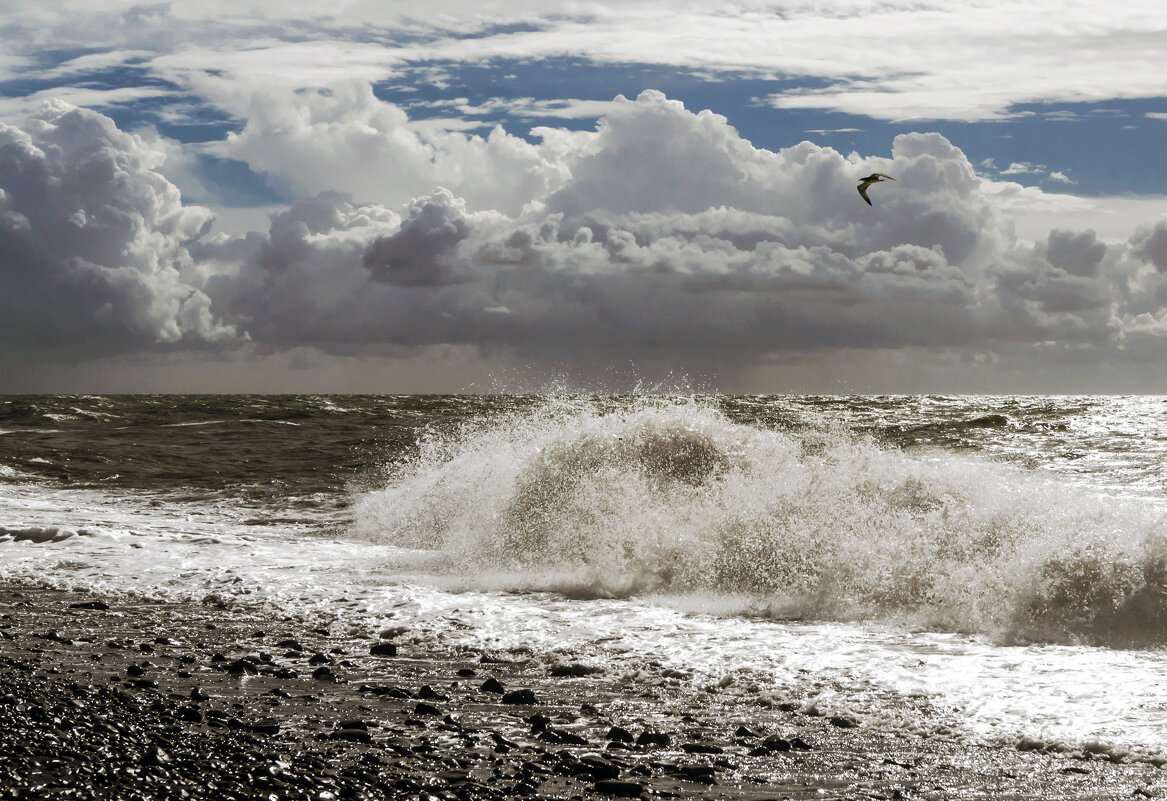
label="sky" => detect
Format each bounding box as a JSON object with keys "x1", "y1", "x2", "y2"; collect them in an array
[{"x1": 2, "y1": 1, "x2": 1167, "y2": 394}]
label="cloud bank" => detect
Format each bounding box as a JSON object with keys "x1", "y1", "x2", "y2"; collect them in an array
[
  {"x1": 0, "y1": 99, "x2": 236, "y2": 352},
  {"x1": 5, "y1": 87, "x2": 1167, "y2": 391},
  {"x1": 4, "y1": 1, "x2": 1166, "y2": 125}
]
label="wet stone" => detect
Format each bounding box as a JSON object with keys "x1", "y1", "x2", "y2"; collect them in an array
[
  {"x1": 674, "y1": 764, "x2": 717, "y2": 784},
  {"x1": 226, "y1": 659, "x2": 258, "y2": 676},
  {"x1": 68, "y1": 601, "x2": 109, "y2": 611},
  {"x1": 593, "y1": 779, "x2": 645, "y2": 797},
  {"x1": 503, "y1": 689, "x2": 537, "y2": 705},
  {"x1": 249, "y1": 718, "x2": 280, "y2": 735},
  {"x1": 480, "y1": 677, "x2": 506, "y2": 694},
  {"x1": 636, "y1": 731, "x2": 671, "y2": 748},
  {"x1": 607, "y1": 726, "x2": 634, "y2": 743},
  {"x1": 549, "y1": 663, "x2": 604, "y2": 678},
  {"x1": 580, "y1": 755, "x2": 620, "y2": 780},
  {"x1": 762, "y1": 735, "x2": 792, "y2": 752}
]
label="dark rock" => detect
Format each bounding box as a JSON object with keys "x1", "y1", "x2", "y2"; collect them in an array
[
  {"x1": 331, "y1": 728, "x2": 373, "y2": 743},
  {"x1": 480, "y1": 677, "x2": 506, "y2": 694},
  {"x1": 549, "y1": 663, "x2": 604, "y2": 677},
  {"x1": 682, "y1": 742, "x2": 724, "y2": 754},
  {"x1": 539, "y1": 729, "x2": 564, "y2": 744},
  {"x1": 607, "y1": 726, "x2": 634, "y2": 743},
  {"x1": 735, "y1": 725, "x2": 759, "y2": 738},
  {"x1": 69, "y1": 601, "x2": 109, "y2": 610},
  {"x1": 674, "y1": 764, "x2": 716, "y2": 784},
  {"x1": 275, "y1": 639, "x2": 303, "y2": 651},
  {"x1": 226, "y1": 659, "x2": 258, "y2": 675},
  {"x1": 592, "y1": 779, "x2": 644, "y2": 797},
  {"x1": 308, "y1": 652, "x2": 331, "y2": 665},
  {"x1": 502, "y1": 688, "x2": 537, "y2": 705},
  {"x1": 312, "y1": 666, "x2": 337, "y2": 681},
  {"x1": 829, "y1": 715, "x2": 859, "y2": 729},
  {"x1": 762, "y1": 735, "x2": 791, "y2": 752},
  {"x1": 176, "y1": 706, "x2": 203, "y2": 723},
  {"x1": 414, "y1": 702, "x2": 442, "y2": 716},
  {"x1": 357, "y1": 684, "x2": 412, "y2": 699},
  {"x1": 456, "y1": 668, "x2": 477, "y2": 677},
  {"x1": 369, "y1": 642, "x2": 397, "y2": 657},
  {"x1": 190, "y1": 687, "x2": 212, "y2": 702},
  {"x1": 528, "y1": 713, "x2": 551, "y2": 732},
  {"x1": 249, "y1": 718, "x2": 281, "y2": 735},
  {"x1": 417, "y1": 685, "x2": 448, "y2": 700},
  {"x1": 143, "y1": 746, "x2": 171, "y2": 767},
  {"x1": 636, "y1": 731, "x2": 671, "y2": 748},
  {"x1": 580, "y1": 755, "x2": 620, "y2": 780},
  {"x1": 491, "y1": 732, "x2": 519, "y2": 750}
]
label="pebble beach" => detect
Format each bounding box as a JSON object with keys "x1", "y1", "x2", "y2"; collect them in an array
[{"x1": 2, "y1": 583, "x2": 1164, "y2": 801}]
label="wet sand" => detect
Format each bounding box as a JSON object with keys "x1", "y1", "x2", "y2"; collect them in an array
[{"x1": 0, "y1": 583, "x2": 1162, "y2": 800}]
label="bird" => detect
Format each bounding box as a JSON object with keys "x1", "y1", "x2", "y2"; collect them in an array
[{"x1": 857, "y1": 173, "x2": 896, "y2": 205}]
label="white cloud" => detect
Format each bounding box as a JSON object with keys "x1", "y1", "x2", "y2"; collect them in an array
[
  {"x1": 1002, "y1": 162, "x2": 1043, "y2": 176},
  {"x1": 1048, "y1": 170, "x2": 1074, "y2": 184},
  {"x1": 5, "y1": 1, "x2": 1167, "y2": 125},
  {"x1": 7, "y1": 91, "x2": 1167, "y2": 389},
  {"x1": 214, "y1": 82, "x2": 565, "y2": 216},
  {"x1": 0, "y1": 99, "x2": 237, "y2": 349},
  {"x1": 1130, "y1": 220, "x2": 1167, "y2": 272}
]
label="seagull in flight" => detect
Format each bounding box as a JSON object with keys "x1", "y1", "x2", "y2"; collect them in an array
[{"x1": 857, "y1": 172, "x2": 896, "y2": 206}]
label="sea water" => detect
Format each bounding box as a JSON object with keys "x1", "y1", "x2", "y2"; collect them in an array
[{"x1": 2, "y1": 394, "x2": 1166, "y2": 759}]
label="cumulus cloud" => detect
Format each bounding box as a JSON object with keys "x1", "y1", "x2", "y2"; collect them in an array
[
  {"x1": 362, "y1": 189, "x2": 475, "y2": 287},
  {"x1": 1131, "y1": 220, "x2": 1167, "y2": 272},
  {"x1": 192, "y1": 91, "x2": 1039, "y2": 361},
  {"x1": 216, "y1": 82, "x2": 564, "y2": 216},
  {"x1": 7, "y1": 89, "x2": 1167, "y2": 389},
  {"x1": 0, "y1": 99, "x2": 236, "y2": 349}
]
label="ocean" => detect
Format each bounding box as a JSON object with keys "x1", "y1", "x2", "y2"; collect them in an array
[{"x1": 2, "y1": 394, "x2": 1166, "y2": 760}]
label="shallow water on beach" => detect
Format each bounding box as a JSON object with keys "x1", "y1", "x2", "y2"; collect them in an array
[{"x1": 3, "y1": 393, "x2": 1167, "y2": 759}]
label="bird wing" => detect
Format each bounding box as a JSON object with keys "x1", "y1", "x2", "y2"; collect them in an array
[
  {"x1": 857, "y1": 184, "x2": 872, "y2": 205},
  {"x1": 874, "y1": 173, "x2": 897, "y2": 181}
]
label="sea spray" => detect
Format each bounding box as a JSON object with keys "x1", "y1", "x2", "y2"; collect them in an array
[{"x1": 353, "y1": 395, "x2": 1167, "y2": 644}]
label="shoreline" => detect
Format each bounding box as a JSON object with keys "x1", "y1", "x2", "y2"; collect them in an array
[{"x1": 0, "y1": 583, "x2": 1162, "y2": 800}]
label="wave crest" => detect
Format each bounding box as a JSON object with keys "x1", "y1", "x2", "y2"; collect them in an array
[{"x1": 352, "y1": 396, "x2": 1167, "y2": 645}]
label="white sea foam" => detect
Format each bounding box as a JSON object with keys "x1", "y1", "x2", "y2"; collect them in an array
[
  {"x1": 352, "y1": 395, "x2": 1167, "y2": 645},
  {"x1": 5, "y1": 395, "x2": 1167, "y2": 761}
]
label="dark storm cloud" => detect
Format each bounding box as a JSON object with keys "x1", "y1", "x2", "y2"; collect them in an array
[{"x1": 362, "y1": 189, "x2": 472, "y2": 287}]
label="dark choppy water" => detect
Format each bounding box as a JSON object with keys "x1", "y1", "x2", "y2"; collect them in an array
[
  {"x1": 5, "y1": 393, "x2": 1166, "y2": 495},
  {"x1": 3, "y1": 394, "x2": 1167, "y2": 757}
]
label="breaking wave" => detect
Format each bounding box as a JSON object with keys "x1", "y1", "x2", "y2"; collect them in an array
[{"x1": 352, "y1": 396, "x2": 1167, "y2": 646}]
